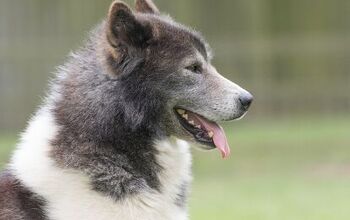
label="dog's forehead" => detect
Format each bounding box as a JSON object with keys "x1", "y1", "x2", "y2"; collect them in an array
[{"x1": 145, "y1": 14, "x2": 212, "y2": 61}]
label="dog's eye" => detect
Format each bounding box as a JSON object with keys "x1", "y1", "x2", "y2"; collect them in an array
[{"x1": 186, "y1": 63, "x2": 202, "y2": 74}]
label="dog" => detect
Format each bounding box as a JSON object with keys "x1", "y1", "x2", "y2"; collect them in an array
[{"x1": 0, "y1": 0, "x2": 253, "y2": 219}]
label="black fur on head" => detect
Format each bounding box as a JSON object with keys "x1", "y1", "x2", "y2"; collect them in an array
[
  {"x1": 135, "y1": 0, "x2": 160, "y2": 14},
  {"x1": 51, "y1": 0, "x2": 210, "y2": 202},
  {"x1": 107, "y1": 1, "x2": 154, "y2": 49}
]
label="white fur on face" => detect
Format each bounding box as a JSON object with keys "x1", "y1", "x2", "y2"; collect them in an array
[{"x1": 11, "y1": 108, "x2": 192, "y2": 220}]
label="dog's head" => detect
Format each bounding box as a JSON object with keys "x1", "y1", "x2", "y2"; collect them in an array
[{"x1": 101, "y1": 0, "x2": 253, "y2": 157}]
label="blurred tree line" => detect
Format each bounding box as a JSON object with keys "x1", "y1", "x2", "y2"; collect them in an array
[{"x1": 0, "y1": 0, "x2": 349, "y2": 132}]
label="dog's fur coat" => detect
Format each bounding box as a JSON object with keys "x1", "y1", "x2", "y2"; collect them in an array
[{"x1": 0, "y1": 1, "x2": 252, "y2": 219}]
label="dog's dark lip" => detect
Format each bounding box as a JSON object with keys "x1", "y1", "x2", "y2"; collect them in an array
[{"x1": 173, "y1": 108, "x2": 215, "y2": 149}]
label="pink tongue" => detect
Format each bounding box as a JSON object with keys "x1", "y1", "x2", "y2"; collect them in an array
[{"x1": 190, "y1": 113, "x2": 231, "y2": 158}]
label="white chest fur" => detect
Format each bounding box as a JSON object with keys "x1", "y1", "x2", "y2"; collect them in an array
[{"x1": 11, "y1": 109, "x2": 192, "y2": 220}]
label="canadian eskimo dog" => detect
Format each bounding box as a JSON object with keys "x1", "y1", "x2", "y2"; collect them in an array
[{"x1": 0, "y1": 0, "x2": 253, "y2": 219}]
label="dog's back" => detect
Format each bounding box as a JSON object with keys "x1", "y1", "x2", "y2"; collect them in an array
[{"x1": 0, "y1": 171, "x2": 46, "y2": 220}]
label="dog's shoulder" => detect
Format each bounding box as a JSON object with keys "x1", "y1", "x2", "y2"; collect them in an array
[{"x1": 0, "y1": 171, "x2": 47, "y2": 220}]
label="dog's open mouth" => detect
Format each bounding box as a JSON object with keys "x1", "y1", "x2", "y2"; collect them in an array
[{"x1": 175, "y1": 108, "x2": 230, "y2": 158}]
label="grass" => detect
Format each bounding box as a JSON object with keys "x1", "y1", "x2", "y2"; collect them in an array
[
  {"x1": 190, "y1": 177, "x2": 350, "y2": 220},
  {"x1": 1, "y1": 115, "x2": 350, "y2": 219},
  {"x1": 190, "y1": 115, "x2": 350, "y2": 220},
  {"x1": 0, "y1": 134, "x2": 16, "y2": 168}
]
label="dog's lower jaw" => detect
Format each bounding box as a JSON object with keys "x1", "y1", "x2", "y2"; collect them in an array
[{"x1": 10, "y1": 107, "x2": 192, "y2": 220}]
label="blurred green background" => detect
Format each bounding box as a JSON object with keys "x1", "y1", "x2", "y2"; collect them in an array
[{"x1": 0, "y1": 0, "x2": 349, "y2": 219}]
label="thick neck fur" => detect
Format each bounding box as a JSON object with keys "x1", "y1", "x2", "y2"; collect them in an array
[{"x1": 48, "y1": 24, "x2": 173, "y2": 199}]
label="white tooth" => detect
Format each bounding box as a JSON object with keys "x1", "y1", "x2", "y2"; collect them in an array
[
  {"x1": 189, "y1": 120, "x2": 194, "y2": 125},
  {"x1": 176, "y1": 109, "x2": 185, "y2": 115},
  {"x1": 195, "y1": 125, "x2": 201, "y2": 129},
  {"x1": 182, "y1": 114, "x2": 188, "y2": 120},
  {"x1": 208, "y1": 131, "x2": 214, "y2": 138}
]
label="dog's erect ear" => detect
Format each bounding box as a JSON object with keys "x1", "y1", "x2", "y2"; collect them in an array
[
  {"x1": 135, "y1": 0, "x2": 160, "y2": 14},
  {"x1": 107, "y1": 1, "x2": 153, "y2": 48}
]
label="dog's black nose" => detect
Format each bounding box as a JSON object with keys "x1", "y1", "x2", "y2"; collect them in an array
[{"x1": 239, "y1": 92, "x2": 253, "y2": 110}]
